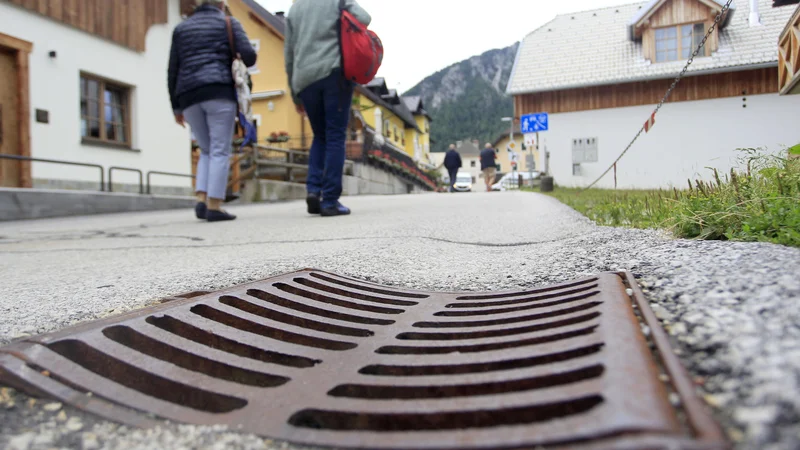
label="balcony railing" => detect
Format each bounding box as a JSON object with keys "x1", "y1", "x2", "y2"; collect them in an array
[{"x1": 778, "y1": 5, "x2": 800, "y2": 95}]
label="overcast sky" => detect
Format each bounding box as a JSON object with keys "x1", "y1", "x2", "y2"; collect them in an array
[{"x1": 255, "y1": 0, "x2": 642, "y2": 94}]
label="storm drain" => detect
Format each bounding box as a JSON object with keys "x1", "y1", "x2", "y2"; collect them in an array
[{"x1": 0, "y1": 270, "x2": 727, "y2": 449}]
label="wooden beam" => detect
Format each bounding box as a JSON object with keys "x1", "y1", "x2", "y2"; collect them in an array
[
  {"x1": 16, "y1": 49, "x2": 32, "y2": 188},
  {"x1": 0, "y1": 33, "x2": 33, "y2": 53}
]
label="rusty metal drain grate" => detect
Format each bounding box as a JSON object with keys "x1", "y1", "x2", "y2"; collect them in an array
[{"x1": 0, "y1": 270, "x2": 727, "y2": 449}]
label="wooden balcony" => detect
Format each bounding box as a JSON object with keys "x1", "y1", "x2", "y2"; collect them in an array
[{"x1": 778, "y1": 5, "x2": 800, "y2": 95}]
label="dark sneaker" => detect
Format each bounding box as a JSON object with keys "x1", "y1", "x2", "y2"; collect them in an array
[
  {"x1": 320, "y1": 202, "x2": 351, "y2": 217},
  {"x1": 207, "y1": 209, "x2": 237, "y2": 222},
  {"x1": 195, "y1": 202, "x2": 207, "y2": 220},
  {"x1": 306, "y1": 192, "x2": 321, "y2": 215}
]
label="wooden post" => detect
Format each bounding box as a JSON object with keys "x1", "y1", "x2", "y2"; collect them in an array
[{"x1": 613, "y1": 163, "x2": 618, "y2": 189}]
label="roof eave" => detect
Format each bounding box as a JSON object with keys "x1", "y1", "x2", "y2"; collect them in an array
[{"x1": 508, "y1": 61, "x2": 778, "y2": 97}]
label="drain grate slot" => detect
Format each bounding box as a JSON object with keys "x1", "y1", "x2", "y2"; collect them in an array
[
  {"x1": 190, "y1": 305, "x2": 358, "y2": 351},
  {"x1": 145, "y1": 315, "x2": 320, "y2": 368},
  {"x1": 102, "y1": 326, "x2": 290, "y2": 388},
  {"x1": 47, "y1": 340, "x2": 248, "y2": 413},
  {"x1": 396, "y1": 312, "x2": 601, "y2": 340},
  {"x1": 328, "y1": 365, "x2": 605, "y2": 399},
  {"x1": 0, "y1": 270, "x2": 727, "y2": 449},
  {"x1": 435, "y1": 291, "x2": 601, "y2": 316},
  {"x1": 414, "y1": 301, "x2": 603, "y2": 328},
  {"x1": 359, "y1": 344, "x2": 605, "y2": 377},
  {"x1": 288, "y1": 395, "x2": 605, "y2": 431}
]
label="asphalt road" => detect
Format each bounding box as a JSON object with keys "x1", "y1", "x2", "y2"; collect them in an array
[{"x1": 1, "y1": 192, "x2": 799, "y2": 450}]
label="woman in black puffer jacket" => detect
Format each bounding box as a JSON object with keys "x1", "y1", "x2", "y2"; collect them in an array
[{"x1": 168, "y1": 0, "x2": 256, "y2": 222}]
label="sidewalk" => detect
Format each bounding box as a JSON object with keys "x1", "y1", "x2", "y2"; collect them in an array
[{"x1": 1, "y1": 192, "x2": 799, "y2": 449}]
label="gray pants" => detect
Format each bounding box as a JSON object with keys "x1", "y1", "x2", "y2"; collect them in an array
[{"x1": 183, "y1": 99, "x2": 237, "y2": 200}]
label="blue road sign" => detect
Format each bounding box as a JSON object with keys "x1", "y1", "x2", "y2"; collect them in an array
[{"x1": 521, "y1": 113, "x2": 549, "y2": 133}]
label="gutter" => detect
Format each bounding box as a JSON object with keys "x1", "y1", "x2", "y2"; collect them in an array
[{"x1": 508, "y1": 61, "x2": 778, "y2": 96}]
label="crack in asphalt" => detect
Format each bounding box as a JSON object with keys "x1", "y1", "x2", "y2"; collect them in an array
[{"x1": 0, "y1": 233, "x2": 587, "y2": 254}]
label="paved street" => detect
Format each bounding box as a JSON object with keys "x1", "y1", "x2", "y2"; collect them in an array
[{"x1": 1, "y1": 192, "x2": 800, "y2": 450}]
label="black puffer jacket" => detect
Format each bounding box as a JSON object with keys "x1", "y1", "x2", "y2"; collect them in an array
[{"x1": 168, "y1": 5, "x2": 257, "y2": 113}]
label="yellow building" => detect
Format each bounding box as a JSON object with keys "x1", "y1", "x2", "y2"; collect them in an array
[
  {"x1": 492, "y1": 132, "x2": 541, "y2": 174},
  {"x1": 227, "y1": 0, "x2": 310, "y2": 149},
  {"x1": 402, "y1": 96, "x2": 434, "y2": 167},
  {"x1": 354, "y1": 78, "x2": 423, "y2": 159}
]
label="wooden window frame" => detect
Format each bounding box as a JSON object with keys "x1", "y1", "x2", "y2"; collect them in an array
[
  {"x1": 655, "y1": 22, "x2": 709, "y2": 63},
  {"x1": 80, "y1": 73, "x2": 133, "y2": 149}
]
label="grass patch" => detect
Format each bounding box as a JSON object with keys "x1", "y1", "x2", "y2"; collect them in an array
[{"x1": 542, "y1": 148, "x2": 800, "y2": 248}]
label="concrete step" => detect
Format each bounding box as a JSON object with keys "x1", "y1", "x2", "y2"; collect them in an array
[{"x1": 0, "y1": 188, "x2": 196, "y2": 222}]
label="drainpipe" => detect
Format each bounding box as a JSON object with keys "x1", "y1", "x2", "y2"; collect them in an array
[{"x1": 749, "y1": 0, "x2": 761, "y2": 26}]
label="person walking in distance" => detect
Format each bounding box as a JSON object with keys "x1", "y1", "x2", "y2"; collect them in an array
[
  {"x1": 443, "y1": 144, "x2": 462, "y2": 193},
  {"x1": 480, "y1": 143, "x2": 498, "y2": 192},
  {"x1": 285, "y1": 0, "x2": 371, "y2": 217},
  {"x1": 169, "y1": 0, "x2": 256, "y2": 222}
]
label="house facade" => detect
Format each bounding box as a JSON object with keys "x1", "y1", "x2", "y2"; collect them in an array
[
  {"x1": 401, "y1": 96, "x2": 434, "y2": 167},
  {"x1": 492, "y1": 132, "x2": 541, "y2": 174},
  {"x1": 222, "y1": 0, "x2": 311, "y2": 149},
  {"x1": 507, "y1": 0, "x2": 800, "y2": 189},
  {"x1": 355, "y1": 78, "x2": 434, "y2": 165},
  {"x1": 0, "y1": 0, "x2": 190, "y2": 193}
]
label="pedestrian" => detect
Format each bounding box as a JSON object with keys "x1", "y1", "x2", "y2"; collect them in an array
[
  {"x1": 443, "y1": 144, "x2": 462, "y2": 193},
  {"x1": 285, "y1": 0, "x2": 371, "y2": 217},
  {"x1": 169, "y1": 0, "x2": 257, "y2": 222},
  {"x1": 480, "y1": 143, "x2": 498, "y2": 192}
]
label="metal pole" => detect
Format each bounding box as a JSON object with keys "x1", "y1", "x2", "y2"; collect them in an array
[{"x1": 531, "y1": 132, "x2": 537, "y2": 184}]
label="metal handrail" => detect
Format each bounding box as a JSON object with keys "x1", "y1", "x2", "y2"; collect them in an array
[
  {"x1": 108, "y1": 167, "x2": 144, "y2": 194},
  {"x1": 0, "y1": 154, "x2": 105, "y2": 191},
  {"x1": 146, "y1": 171, "x2": 195, "y2": 195}
]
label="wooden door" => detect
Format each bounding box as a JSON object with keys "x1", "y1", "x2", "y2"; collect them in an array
[{"x1": 0, "y1": 48, "x2": 20, "y2": 188}]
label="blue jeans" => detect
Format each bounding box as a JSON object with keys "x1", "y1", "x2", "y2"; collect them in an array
[
  {"x1": 183, "y1": 99, "x2": 237, "y2": 200},
  {"x1": 298, "y1": 70, "x2": 354, "y2": 208}
]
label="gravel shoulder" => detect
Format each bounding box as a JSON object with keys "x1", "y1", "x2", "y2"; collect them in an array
[{"x1": 1, "y1": 192, "x2": 799, "y2": 450}]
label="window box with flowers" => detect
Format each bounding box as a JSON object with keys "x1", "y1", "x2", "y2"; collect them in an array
[{"x1": 267, "y1": 131, "x2": 290, "y2": 143}]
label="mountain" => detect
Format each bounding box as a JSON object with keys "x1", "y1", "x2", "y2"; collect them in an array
[{"x1": 404, "y1": 42, "x2": 519, "y2": 153}]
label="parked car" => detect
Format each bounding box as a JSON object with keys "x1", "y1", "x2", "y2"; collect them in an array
[
  {"x1": 453, "y1": 172, "x2": 474, "y2": 192},
  {"x1": 492, "y1": 171, "x2": 541, "y2": 191}
]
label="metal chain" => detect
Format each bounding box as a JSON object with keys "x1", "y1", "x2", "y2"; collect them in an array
[{"x1": 580, "y1": 0, "x2": 734, "y2": 192}]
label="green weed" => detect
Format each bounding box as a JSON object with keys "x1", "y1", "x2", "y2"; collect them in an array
[{"x1": 541, "y1": 148, "x2": 800, "y2": 248}]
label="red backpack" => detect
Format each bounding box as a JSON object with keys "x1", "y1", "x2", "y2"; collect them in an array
[{"x1": 338, "y1": 0, "x2": 383, "y2": 84}]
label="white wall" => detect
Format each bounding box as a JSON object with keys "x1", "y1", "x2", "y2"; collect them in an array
[
  {"x1": 0, "y1": 0, "x2": 191, "y2": 190},
  {"x1": 527, "y1": 93, "x2": 800, "y2": 189}
]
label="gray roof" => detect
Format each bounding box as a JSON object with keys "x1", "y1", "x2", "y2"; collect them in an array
[
  {"x1": 508, "y1": 0, "x2": 797, "y2": 95},
  {"x1": 456, "y1": 140, "x2": 481, "y2": 156},
  {"x1": 402, "y1": 96, "x2": 421, "y2": 112},
  {"x1": 401, "y1": 95, "x2": 433, "y2": 122},
  {"x1": 241, "y1": 0, "x2": 285, "y2": 36}
]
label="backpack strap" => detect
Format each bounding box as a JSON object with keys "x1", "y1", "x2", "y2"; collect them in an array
[{"x1": 225, "y1": 15, "x2": 236, "y2": 60}]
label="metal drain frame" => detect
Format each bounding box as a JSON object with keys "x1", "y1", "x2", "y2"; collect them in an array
[{"x1": 0, "y1": 270, "x2": 728, "y2": 450}]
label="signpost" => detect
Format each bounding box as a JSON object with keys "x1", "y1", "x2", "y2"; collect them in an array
[
  {"x1": 521, "y1": 112, "x2": 549, "y2": 179},
  {"x1": 520, "y1": 113, "x2": 548, "y2": 133}
]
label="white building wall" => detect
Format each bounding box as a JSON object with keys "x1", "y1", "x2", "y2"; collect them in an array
[
  {"x1": 0, "y1": 0, "x2": 191, "y2": 191},
  {"x1": 528, "y1": 93, "x2": 800, "y2": 189}
]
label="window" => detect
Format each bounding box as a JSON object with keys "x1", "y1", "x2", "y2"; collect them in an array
[
  {"x1": 80, "y1": 75, "x2": 131, "y2": 146},
  {"x1": 248, "y1": 40, "x2": 260, "y2": 74},
  {"x1": 383, "y1": 119, "x2": 391, "y2": 137},
  {"x1": 655, "y1": 23, "x2": 706, "y2": 62}
]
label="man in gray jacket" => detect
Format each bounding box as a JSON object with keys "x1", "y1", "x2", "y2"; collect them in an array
[{"x1": 285, "y1": 0, "x2": 371, "y2": 217}]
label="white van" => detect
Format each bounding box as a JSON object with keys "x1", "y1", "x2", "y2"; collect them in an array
[{"x1": 453, "y1": 172, "x2": 473, "y2": 192}]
